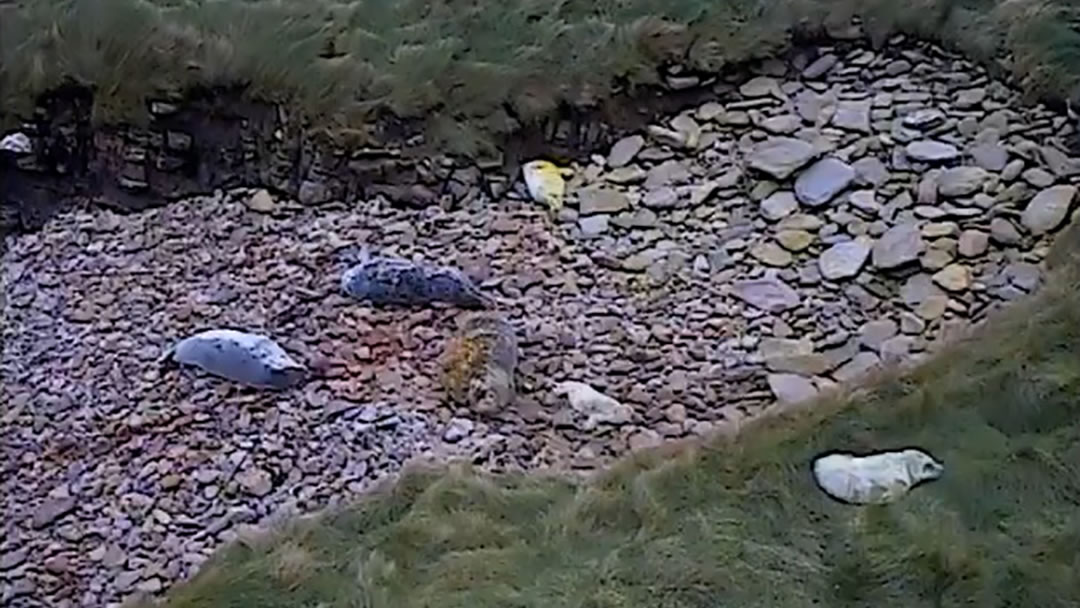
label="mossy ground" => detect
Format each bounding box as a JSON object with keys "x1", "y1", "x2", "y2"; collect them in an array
[
  {"x1": 2, "y1": 0, "x2": 1079, "y2": 155},
  {"x1": 146, "y1": 241, "x2": 1080, "y2": 608}
]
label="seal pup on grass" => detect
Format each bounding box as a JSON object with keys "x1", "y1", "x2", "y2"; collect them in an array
[{"x1": 812, "y1": 448, "x2": 944, "y2": 505}]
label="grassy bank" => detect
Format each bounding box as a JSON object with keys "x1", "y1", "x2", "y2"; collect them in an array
[
  {"x1": 2, "y1": 0, "x2": 1079, "y2": 154},
  {"x1": 151, "y1": 236, "x2": 1080, "y2": 607}
]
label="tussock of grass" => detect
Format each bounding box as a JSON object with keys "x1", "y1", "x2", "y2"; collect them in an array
[
  {"x1": 153, "y1": 247, "x2": 1080, "y2": 607},
  {"x1": 2, "y1": 0, "x2": 1079, "y2": 154}
]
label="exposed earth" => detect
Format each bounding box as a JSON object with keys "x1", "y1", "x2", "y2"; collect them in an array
[{"x1": 2, "y1": 38, "x2": 1079, "y2": 607}]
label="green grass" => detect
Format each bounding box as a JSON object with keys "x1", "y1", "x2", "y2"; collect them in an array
[
  {"x1": 151, "y1": 237, "x2": 1080, "y2": 608},
  {"x1": 2, "y1": 0, "x2": 1079, "y2": 155}
]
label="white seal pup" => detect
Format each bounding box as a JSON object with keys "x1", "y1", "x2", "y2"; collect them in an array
[
  {"x1": 158, "y1": 329, "x2": 307, "y2": 390},
  {"x1": 553, "y1": 381, "x2": 633, "y2": 430},
  {"x1": 812, "y1": 448, "x2": 944, "y2": 505}
]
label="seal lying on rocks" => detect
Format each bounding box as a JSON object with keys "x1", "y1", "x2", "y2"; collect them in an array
[
  {"x1": 812, "y1": 448, "x2": 944, "y2": 505},
  {"x1": 441, "y1": 314, "x2": 518, "y2": 414},
  {"x1": 158, "y1": 329, "x2": 307, "y2": 389},
  {"x1": 340, "y1": 250, "x2": 494, "y2": 309},
  {"x1": 553, "y1": 381, "x2": 633, "y2": 430}
]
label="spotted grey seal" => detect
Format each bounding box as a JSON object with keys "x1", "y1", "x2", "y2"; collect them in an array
[
  {"x1": 340, "y1": 249, "x2": 494, "y2": 309},
  {"x1": 441, "y1": 313, "x2": 518, "y2": 414},
  {"x1": 812, "y1": 448, "x2": 944, "y2": 505},
  {"x1": 158, "y1": 329, "x2": 307, "y2": 389}
]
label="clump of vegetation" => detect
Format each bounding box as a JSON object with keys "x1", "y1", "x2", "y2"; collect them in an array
[
  {"x1": 150, "y1": 234, "x2": 1080, "y2": 607},
  {"x1": 2, "y1": 0, "x2": 1079, "y2": 154}
]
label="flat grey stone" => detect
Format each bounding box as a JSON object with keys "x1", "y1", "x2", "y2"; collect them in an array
[
  {"x1": 937, "y1": 167, "x2": 989, "y2": 198},
  {"x1": 833, "y1": 352, "x2": 882, "y2": 382},
  {"x1": 818, "y1": 238, "x2": 872, "y2": 280},
  {"x1": 802, "y1": 54, "x2": 838, "y2": 78},
  {"x1": 578, "y1": 214, "x2": 610, "y2": 237},
  {"x1": 859, "y1": 319, "x2": 899, "y2": 352},
  {"x1": 607, "y1": 135, "x2": 645, "y2": 168},
  {"x1": 578, "y1": 188, "x2": 630, "y2": 215},
  {"x1": 732, "y1": 277, "x2": 801, "y2": 312},
  {"x1": 760, "y1": 191, "x2": 799, "y2": 221},
  {"x1": 906, "y1": 140, "x2": 960, "y2": 162},
  {"x1": 748, "y1": 137, "x2": 817, "y2": 180},
  {"x1": 1022, "y1": 185, "x2": 1076, "y2": 235},
  {"x1": 832, "y1": 100, "x2": 872, "y2": 133},
  {"x1": 795, "y1": 158, "x2": 855, "y2": 207},
  {"x1": 990, "y1": 218, "x2": 1023, "y2": 245},
  {"x1": 767, "y1": 373, "x2": 819, "y2": 404},
  {"x1": 969, "y1": 142, "x2": 1008, "y2": 172},
  {"x1": 852, "y1": 157, "x2": 890, "y2": 187},
  {"x1": 643, "y1": 186, "x2": 679, "y2": 210},
  {"x1": 32, "y1": 497, "x2": 77, "y2": 529},
  {"x1": 873, "y1": 223, "x2": 925, "y2": 269}
]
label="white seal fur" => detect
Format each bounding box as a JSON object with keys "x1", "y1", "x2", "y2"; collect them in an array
[
  {"x1": 812, "y1": 448, "x2": 944, "y2": 505},
  {"x1": 158, "y1": 329, "x2": 306, "y2": 390},
  {"x1": 553, "y1": 381, "x2": 633, "y2": 430}
]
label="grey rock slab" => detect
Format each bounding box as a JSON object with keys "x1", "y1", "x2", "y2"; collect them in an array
[
  {"x1": 859, "y1": 319, "x2": 899, "y2": 352},
  {"x1": 802, "y1": 54, "x2": 838, "y2": 79},
  {"x1": 731, "y1": 277, "x2": 801, "y2": 312},
  {"x1": 937, "y1": 167, "x2": 989, "y2": 198},
  {"x1": 833, "y1": 352, "x2": 882, "y2": 383},
  {"x1": 608, "y1": 135, "x2": 645, "y2": 168},
  {"x1": 902, "y1": 109, "x2": 946, "y2": 130},
  {"x1": 578, "y1": 214, "x2": 610, "y2": 238},
  {"x1": 873, "y1": 223, "x2": 925, "y2": 269},
  {"x1": 795, "y1": 158, "x2": 855, "y2": 207},
  {"x1": 969, "y1": 142, "x2": 1009, "y2": 172},
  {"x1": 578, "y1": 187, "x2": 631, "y2": 215},
  {"x1": 958, "y1": 230, "x2": 989, "y2": 257},
  {"x1": 1022, "y1": 185, "x2": 1076, "y2": 235},
  {"x1": 832, "y1": 100, "x2": 872, "y2": 133},
  {"x1": 644, "y1": 159, "x2": 691, "y2": 189},
  {"x1": 818, "y1": 237, "x2": 872, "y2": 280},
  {"x1": 748, "y1": 137, "x2": 817, "y2": 180},
  {"x1": 761, "y1": 114, "x2": 802, "y2": 135},
  {"x1": 906, "y1": 140, "x2": 960, "y2": 162},
  {"x1": 767, "y1": 373, "x2": 819, "y2": 404},
  {"x1": 32, "y1": 497, "x2": 77, "y2": 529},
  {"x1": 643, "y1": 186, "x2": 679, "y2": 210},
  {"x1": 760, "y1": 191, "x2": 799, "y2": 221},
  {"x1": 740, "y1": 76, "x2": 781, "y2": 98},
  {"x1": 1022, "y1": 168, "x2": 1056, "y2": 188},
  {"x1": 990, "y1": 218, "x2": 1023, "y2": 245},
  {"x1": 1005, "y1": 262, "x2": 1042, "y2": 291},
  {"x1": 852, "y1": 157, "x2": 890, "y2": 187},
  {"x1": 0, "y1": 550, "x2": 28, "y2": 571}
]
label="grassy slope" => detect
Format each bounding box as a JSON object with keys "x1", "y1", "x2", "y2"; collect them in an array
[
  {"x1": 154, "y1": 236, "x2": 1080, "y2": 608},
  {"x1": 2, "y1": 0, "x2": 1079, "y2": 154}
]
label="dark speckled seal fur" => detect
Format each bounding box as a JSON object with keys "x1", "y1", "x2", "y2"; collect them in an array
[{"x1": 340, "y1": 251, "x2": 494, "y2": 309}]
